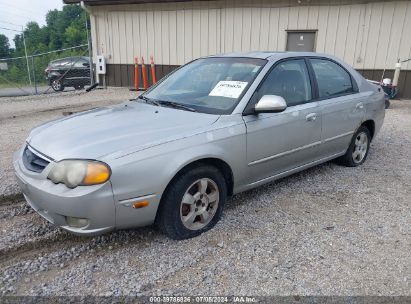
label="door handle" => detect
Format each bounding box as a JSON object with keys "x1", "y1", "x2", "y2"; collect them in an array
[
  {"x1": 306, "y1": 113, "x2": 317, "y2": 122},
  {"x1": 356, "y1": 102, "x2": 364, "y2": 110}
]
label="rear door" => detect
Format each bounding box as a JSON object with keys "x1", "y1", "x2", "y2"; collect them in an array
[
  {"x1": 308, "y1": 58, "x2": 366, "y2": 157},
  {"x1": 66, "y1": 58, "x2": 90, "y2": 82},
  {"x1": 243, "y1": 58, "x2": 322, "y2": 183}
]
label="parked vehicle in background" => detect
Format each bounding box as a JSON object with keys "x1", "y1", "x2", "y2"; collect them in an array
[
  {"x1": 15, "y1": 52, "x2": 385, "y2": 240},
  {"x1": 45, "y1": 56, "x2": 90, "y2": 92},
  {"x1": 384, "y1": 93, "x2": 390, "y2": 109},
  {"x1": 367, "y1": 79, "x2": 391, "y2": 109}
]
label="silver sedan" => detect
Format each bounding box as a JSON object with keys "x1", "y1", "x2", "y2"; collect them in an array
[{"x1": 13, "y1": 52, "x2": 385, "y2": 239}]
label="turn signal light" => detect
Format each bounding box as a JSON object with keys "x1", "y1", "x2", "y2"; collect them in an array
[
  {"x1": 83, "y1": 162, "x2": 111, "y2": 185},
  {"x1": 133, "y1": 201, "x2": 150, "y2": 209}
]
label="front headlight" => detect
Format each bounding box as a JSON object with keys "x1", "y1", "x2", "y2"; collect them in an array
[{"x1": 48, "y1": 160, "x2": 111, "y2": 188}]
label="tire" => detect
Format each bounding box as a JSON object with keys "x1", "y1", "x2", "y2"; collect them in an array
[
  {"x1": 336, "y1": 126, "x2": 371, "y2": 167},
  {"x1": 51, "y1": 79, "x2": 64, "y2": 92},
  {"x1": 156, "y1": 165, "x2": 227, "y2": 240},
  {"x1": 385, "y1": 100, "x2": 390, "y2": 109}
]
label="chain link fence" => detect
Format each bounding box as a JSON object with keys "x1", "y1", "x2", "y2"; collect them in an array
[{"x1": 0, "y1": 44, "x2": 93, "y2": 97}]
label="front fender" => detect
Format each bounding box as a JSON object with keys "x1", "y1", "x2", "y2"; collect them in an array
[
  {"x1": 109, "y1": 121, "x2": 247, "y2": 201},
  {"x1": 105, "y1": 117, "x2": 247, "y2": 228},
  {"x1": 48, "y1": 71, "x2": 62, "y2": 78}
]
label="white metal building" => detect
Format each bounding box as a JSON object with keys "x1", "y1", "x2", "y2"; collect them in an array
[{"x1": 65, "y1": 0, "x2": 411, "y2": 98}]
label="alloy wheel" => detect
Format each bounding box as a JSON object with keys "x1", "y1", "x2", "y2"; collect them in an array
[
  {"x1": 180, "y1": 178, "x2": 219, "y2": 230},
  {"x1": 352, "y1": 132, "x2": 368, "y2": 164},
  {"x1": 52, "y1": 80, "x2": 61, "y2": 91}
]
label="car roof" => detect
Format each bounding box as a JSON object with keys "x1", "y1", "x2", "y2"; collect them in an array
[
  {"x1": 209, "y1": 51, "x2": 333, "y2": 61},
  {"x1": 50, "y1": 56, "x2": 89, "y2": 64}
]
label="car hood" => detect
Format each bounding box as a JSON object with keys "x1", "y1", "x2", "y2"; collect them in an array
[{"x1": 27, "y1": 101, "x2": 219, "y2": 161}]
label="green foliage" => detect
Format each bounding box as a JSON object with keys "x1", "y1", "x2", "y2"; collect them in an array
[
  {"x1": 64, "y1": 25, "x2": 86, "y2": 46},
  {"x1": 0, "y1": 4, "x2": 89, "y2": 86},
  {"x1": 0, "y1": 34, "x2": 10, "y2": 58},
  {"x1": 12, "y1": 5, "x2": 88, "y2": 56}
]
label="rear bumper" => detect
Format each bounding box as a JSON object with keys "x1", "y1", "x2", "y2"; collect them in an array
[
  {"x1": 374, "y1": 97, "x2": 386, "y2": 138},
  {"x1": 13, "y1": 148, "x2": 116, "y2": 236}
]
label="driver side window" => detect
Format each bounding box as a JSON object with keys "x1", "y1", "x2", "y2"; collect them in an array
[{"x1": 253, "y1": 59, "x2": 312, "y2": 107}]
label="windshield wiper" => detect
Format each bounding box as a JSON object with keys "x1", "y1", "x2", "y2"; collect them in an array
[
  {"x1": 138, "y1": 96, "x2": 197, "y2": 112},
  {"x1": 138, "y1": 95, "x2": 160, "y2": 106},
  {"x1": 156, "y1": 100, "x2": 197, "y2": 112}
]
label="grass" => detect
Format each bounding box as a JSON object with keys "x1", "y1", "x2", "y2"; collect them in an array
[{"x1": 0, "y1": 82, "x2": 48, "y2": 89}]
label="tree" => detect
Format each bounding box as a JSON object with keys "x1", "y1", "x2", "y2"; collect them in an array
[
  {"x1": 0, "y1": 34, "x2": 10, "y2": 58},
  {"x1": 1, "y1": 4, "x2": 89, "y2": 85},
  {"x1": 64, "y1": 25, "x2": 86, "y2": 46},
  {"x1": 44, "y1": 5, "x2": 87, "y2": 49},
  {"x1": 11, "y1": 4, "x2": 88, "y2": 56}
]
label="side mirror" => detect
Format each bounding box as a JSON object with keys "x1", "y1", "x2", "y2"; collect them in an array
[{"x1": 254, "y1": 95, "x2": 287, "y2": 113}]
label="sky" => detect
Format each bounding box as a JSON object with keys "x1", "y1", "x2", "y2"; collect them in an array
[{"x1": 0, "y1": 0, "x2": 64, "y2": 49}]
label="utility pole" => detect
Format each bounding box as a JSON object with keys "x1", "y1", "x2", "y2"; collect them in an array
[
  {"x1": 0, "y1": 22, "x2": 31, "y2": 85},
  {"x1": 31, "y1": 52, "x2": 37, "y2": 94},
  {"x1": 81, "y1": 1, "x2": 94, "y2": 86},
  {"x1": 85, "y1": 15, "x2": 94, "y2": 85},
  {"x1": 22, "y1": 27, "x2": 32, "y2": 85}
]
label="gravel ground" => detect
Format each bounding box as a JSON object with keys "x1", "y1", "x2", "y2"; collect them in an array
[
  {"x1": 0, "y1": 94, "x2": 410, "y2": 296},
  {"x1": 0, "y1": 88, "x2": 137, "y2": 201}
]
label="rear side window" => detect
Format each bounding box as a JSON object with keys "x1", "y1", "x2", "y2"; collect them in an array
[
  {"x1": 310, "y1": 59, "x2": 354, "y2": 98},
  {"x1": 73, "y1": 59, "x2": 89, "y2": 68},
  {"x1": 51, "y1": 59, "x2": 71, "y2": 68}
]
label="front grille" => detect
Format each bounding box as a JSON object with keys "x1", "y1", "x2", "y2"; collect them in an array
[{"x1": 22, "y1": 146, "x2": 50, "y2": 173}]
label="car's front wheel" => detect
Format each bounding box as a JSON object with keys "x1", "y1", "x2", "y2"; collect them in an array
[
  {"x1": 51, "y1": 79, "x2": 64, "y2": 92},
  {"x1": 156, "y1": 165, "x2": 227, "y2": 240},
  {"x1": 337, "y1": 126, "x2": 371, "y2": 167}
]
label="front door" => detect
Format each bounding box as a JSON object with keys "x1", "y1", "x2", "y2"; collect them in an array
[{"x1": 243, "y1": 59, "x2": 322, "y2": 183}]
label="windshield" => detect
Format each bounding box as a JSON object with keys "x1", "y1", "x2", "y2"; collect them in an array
[{"x1": 143, "y1": 57, "x2": 266, "y2": 114}]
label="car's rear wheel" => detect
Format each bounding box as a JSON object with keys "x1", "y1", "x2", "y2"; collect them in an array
[
  {"x1": 51, "y1": 79, "x2": 64, "y2": 92},
  {"x1": 337, "y1": 126, "x2": 371, "y2": 167},
  {"x1": 156, "y1": 165, "x2": 227, "y2": 239}
]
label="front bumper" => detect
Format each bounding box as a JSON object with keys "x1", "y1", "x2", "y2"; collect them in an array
[{"x1": 13, "y1": 147, "x2": 116, "y2": 236}]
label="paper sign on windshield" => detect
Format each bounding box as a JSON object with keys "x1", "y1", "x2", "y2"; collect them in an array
[{"x1": 209, "y1": 81, "x2": 248, "y2": 99}]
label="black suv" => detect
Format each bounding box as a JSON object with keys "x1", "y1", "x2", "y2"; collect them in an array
[{"x1": 45, "y1": 56, "x2": 91, "y2": 92}]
